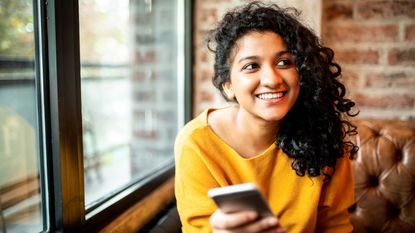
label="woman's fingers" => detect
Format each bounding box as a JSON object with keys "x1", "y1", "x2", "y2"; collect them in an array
[
  {"x1": 211, "y1": 209, "x2": 287, "y2": 233},
  {"x1": 230, "y1": 216, "x2": 285, "y2": 233},
  {"x1": 210, "y1": 209, "x2": 257, "y2": 229}
]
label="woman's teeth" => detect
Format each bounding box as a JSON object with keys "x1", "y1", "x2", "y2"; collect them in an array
[{"x1": 257, "y1": 92, "x2": 284, "y2": 100}]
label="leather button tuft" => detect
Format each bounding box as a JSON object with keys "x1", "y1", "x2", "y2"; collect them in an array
[
  {"x1": 369, "y1": 176, "x2": 379, "y2": 187},
  {"x1": 372, "y1": 129, "x2": 383, "y2": 137},
  {"x1": 394, "y1": 150, "x2": 402, "y2": 162},
  {"x1": 389, "y1": 205, "x2": 401, "y2": 218},
  {"x1": 348, "y1": 203, "x2": 357, "y2": 213}
]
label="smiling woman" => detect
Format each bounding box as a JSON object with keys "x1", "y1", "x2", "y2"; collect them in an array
[{"x1": 174, "y1": 1, "x2": 358, "y2": 232}]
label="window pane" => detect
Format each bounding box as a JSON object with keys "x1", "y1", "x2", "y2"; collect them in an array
[
  {"x1": 0, "y1": 0, "x2": 43, "y2": 232},
  {"x1": 79, "y1": 0, "x2": 179, "y2": 206}
]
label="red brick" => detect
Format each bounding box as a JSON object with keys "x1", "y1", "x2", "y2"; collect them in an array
[
  {"x1": 199, "y1": 50, "x2": 209, "y2": 64},
  {"x1": 353, "y1": 93, "x2": 414, "y2": 109},
  {"x1": 135, "y1": 51, "x2": 155, "y2": 64},
  {"x1": 198, "y1": 90, "x2": 214, "y2": 102},
  {"x1": 334, "y1": 49, "x2": 379, "y2": 65},
  {"x1": 132, "y1": 71, "x2": 145, "y2": 82},
  {"x1": 405, "y1": 24, "x2": 415, "y2": 41},
  {"x1": 134, "y1": 90, "x2": 155, "y2": 101},
  {"x1": 365, "y1": 72, "x2": 415, "y2": 88},
  {"x1": 203, "y1": 0, "x2": 232, "y2": 2},
  {"x1": 356, "y1": 1, "x2": 415, "y2": 19},
  {"x1": 132, "y1": 71, "x2": 153, "y2": 82},
  {"x1": 131, "y1": 111, "x2": 159, "y2": 139},
  {"x1": 133, "y1": 130, "x2": 158, "y2": 139},
  {"x1": 340, "y1": 70, "x2": 359, "y2": 89},
  {"x1": 200, "y1": 68, "x2": 213, "y2": 82},
  {"x1": 199, "y1": 7, "x2": 219, "y2": 27},
  {"x1": 326, "y1": 24, "x2": 398, "y2": 43},
  {"x1": 388, "y1": 48, "x2": 415, "y2": 65},
  {"x1": 323, "y1": 1, "x2": 353, "y2": 21},
  {"x1": 134, "y1": 14, "x2": 151, "y2": 25}
]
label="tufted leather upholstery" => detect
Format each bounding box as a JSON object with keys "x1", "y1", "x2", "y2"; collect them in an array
[{"x1": 349, "y1": 120, "x2": 415, "y2": 233}]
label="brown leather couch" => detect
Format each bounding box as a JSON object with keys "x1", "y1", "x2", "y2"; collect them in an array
[{"x1": 349, "y1": 120, "x2": 415, "y2": 233}]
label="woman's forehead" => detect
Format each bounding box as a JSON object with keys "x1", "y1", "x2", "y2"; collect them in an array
[{"x1": 230, "y1": 31, "x2": 288, "y2": 60}]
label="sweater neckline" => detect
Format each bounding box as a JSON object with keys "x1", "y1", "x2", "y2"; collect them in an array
[{"x1": 202, "y1": 107, "x2": 277, "y2": 160}]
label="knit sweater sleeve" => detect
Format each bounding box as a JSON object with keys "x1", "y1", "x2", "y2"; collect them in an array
[
  {"x1": 316, "y1": 156, "x2": 355, "y2": 233},
  {"x1": 174, "y1": 127, "x2": 218, "y2": 233}
]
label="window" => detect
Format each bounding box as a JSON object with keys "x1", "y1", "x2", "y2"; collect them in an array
[
  {"x1": 0, "y1": 0, "x2": 191, "y2": 231},
  {"x1": 79, "y1": 0, "x2": 182, "y2": 207},
  {"x1": 0, "y1": 0, "x2": 44, "y2": 232}
]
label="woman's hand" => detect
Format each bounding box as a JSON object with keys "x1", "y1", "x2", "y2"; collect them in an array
[{"x1": 210, "y1": 209, "x2": 287, "y2": 233}]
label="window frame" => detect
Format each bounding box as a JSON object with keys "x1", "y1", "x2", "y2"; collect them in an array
[{"x1": 33, "y1": 0, "x2": 193, "y2": 231}]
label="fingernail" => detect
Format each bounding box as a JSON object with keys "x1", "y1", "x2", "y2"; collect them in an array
[
  {"x1": 247, "y1": 212, "x2": 257, "y2": 219},
  {"x1": 267, "y1": 218, "x2": 278, "y2": 226},
  {"x1": 276, "y1": 228, "x2": 287, "y2": 233}
]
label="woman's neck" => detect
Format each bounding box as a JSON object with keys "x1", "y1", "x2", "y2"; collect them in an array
[
  {"x1": 234, "y1": 106, "x2": 279, "y2": 150},
  {"x1": 208, "y1": 105, "x2": 280, "y2": 158}
]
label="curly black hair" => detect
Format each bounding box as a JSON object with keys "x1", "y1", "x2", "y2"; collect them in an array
[{"x1": 207, "y1": 1, "x2": 358, "y2": 179}]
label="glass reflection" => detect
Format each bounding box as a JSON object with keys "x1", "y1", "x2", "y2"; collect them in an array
[{"x1": 79, "y1": 0, "x2": 179, "y2": 206}]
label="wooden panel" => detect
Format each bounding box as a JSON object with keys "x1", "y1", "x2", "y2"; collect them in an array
[{"x1": 99, "y1": 177, "x2": 175, "y2": 233}]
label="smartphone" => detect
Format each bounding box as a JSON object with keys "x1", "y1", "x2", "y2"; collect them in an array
[{"x1": 207, "y1": 183, "x2": 274, "y2": 218}]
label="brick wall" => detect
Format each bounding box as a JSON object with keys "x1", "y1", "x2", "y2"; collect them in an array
[
  {"x1": 130, "y1": 0, "x2": 178, "y2": 174},
  {"x1": 322, "y1": 0, "x2": 415, "y2": 119},
  {"x1": 193, "y1": 0, "x2": 415, "y2": 119},
  {"x1": 193, "y1": 0, "x2": 237, "y2": 115}
]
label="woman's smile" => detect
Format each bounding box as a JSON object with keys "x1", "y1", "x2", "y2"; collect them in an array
[{"x1": 256, "y1": 91, "x2": 286, "y2": 103}]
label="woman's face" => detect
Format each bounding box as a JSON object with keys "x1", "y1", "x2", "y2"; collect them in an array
[{"x1": 223, "y1": 31, "x2": 300, "y2": 123}]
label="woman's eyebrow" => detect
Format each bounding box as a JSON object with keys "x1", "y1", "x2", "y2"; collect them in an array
[
  {"x1": 237, "y1": 55, "x2": 258, "y2": 64},
  {"x1": 237, "y1": 50, "x2": 291, "y2": 64}
]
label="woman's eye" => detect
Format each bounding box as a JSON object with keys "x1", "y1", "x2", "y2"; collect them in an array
[
  {"x1": 276, "y1": 59, "x2": 293, "y2": 67},
  {"x1": 243, "y1": 63, "x2": 259, "y2": 71}
]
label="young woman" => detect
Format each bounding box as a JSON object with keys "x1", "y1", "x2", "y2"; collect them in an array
[{"x1": 175, "y1": 2, "x2": 358, "y2": 232}]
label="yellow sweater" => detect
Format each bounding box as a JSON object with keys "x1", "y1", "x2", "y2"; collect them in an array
[{"x1": 174, "y1": 108, "x2": 354, "y2": 233}]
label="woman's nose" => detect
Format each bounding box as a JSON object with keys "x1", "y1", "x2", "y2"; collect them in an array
[{"x1": 260, "y1": 65, "x2": 283, "y2": 88}]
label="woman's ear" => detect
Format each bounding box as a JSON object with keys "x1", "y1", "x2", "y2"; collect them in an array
[{"x1": 222, "y1": 82, "x2": 235, "y2": 100}]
